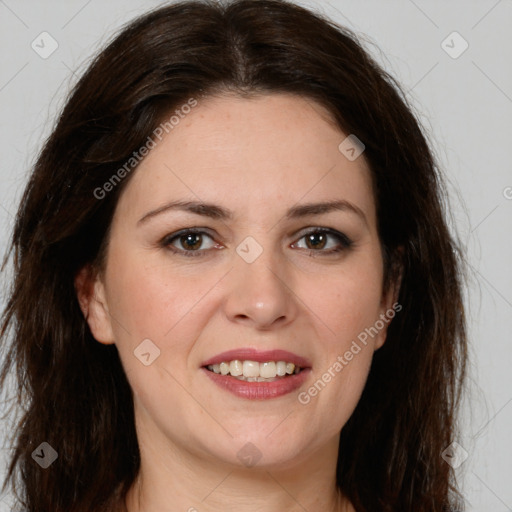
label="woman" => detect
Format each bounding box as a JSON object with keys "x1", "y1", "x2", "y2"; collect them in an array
[{"x1": 0, "y1": 1, "x2": 467, "y2": 510}]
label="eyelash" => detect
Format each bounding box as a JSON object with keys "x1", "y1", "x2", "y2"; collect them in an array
[{"x1": 160, "y1": 227, "x2": 353, "y2": 258}]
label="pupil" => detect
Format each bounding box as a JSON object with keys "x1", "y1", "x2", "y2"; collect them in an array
[
  {"x1": 182, "y1": 233, "x2": 201, "y2": 250},
  {"x1": 307, "y1": 233, "x2": 326, "y2": 250}
]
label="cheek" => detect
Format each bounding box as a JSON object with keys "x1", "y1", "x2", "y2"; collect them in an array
[
  {"x1": 103, "y1": 249, "x2": 227, "y2": 392},
  {"x1": 306, "y1": 256, "x2": 384, "y2": 347},
  {"x1": 296, "y1": 253, "x2": 384, "y2": 418},
  {"x1": 105, "y1": 248, "x2": 212, "y2": 340},
  {"x1": 104, "y1": 255, "x2": 206, "y2": 410}
]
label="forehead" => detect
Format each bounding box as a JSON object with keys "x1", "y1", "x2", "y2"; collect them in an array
[{"x1": 115, "y1": 93, "x2": 376, "y2": 227}]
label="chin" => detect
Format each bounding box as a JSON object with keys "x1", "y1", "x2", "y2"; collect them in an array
[{"x1": 199, "y1": 429, "x2": 311, "y2": 471}]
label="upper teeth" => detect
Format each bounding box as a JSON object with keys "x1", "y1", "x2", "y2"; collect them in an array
[{"x1": 207, "y1": 360, "x2": 299, "y2": 378}]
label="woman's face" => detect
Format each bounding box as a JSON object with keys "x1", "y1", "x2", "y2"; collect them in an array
[{"x1": 82, "y1": 93, "x2": 397, "y2": 470}]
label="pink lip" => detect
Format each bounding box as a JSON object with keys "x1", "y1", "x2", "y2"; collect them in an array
[
  {"x1": 201, "y1": 348, "x2": 312, "y2": 368},
  {"x1": 201, "y1": 367, "x2": 312, "y2": 400}
]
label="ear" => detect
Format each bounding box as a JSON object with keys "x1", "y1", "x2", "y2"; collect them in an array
[
  {"x1": 374, "y1": 248, "x2": 404, "y2": 350},
  {"x1": 74, "y1": 264, "x2": 115, "y2": 345}
]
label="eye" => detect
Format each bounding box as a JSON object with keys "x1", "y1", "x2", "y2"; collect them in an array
[
  {"x1": 161, "y1": 227, "x2": 352, "y2": 258},
  {"x1": 162, "y1": 229, "x2": 221, "y2": 257},
  {"x1": 291, "y1": 228, "x2": 353, "y2": 255}
]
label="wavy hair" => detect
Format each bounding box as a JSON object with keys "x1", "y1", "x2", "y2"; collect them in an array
[{"x1": 0, "y1": 1, "x2": 467, "y2": 510}]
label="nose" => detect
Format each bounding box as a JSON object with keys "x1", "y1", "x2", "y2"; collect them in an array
[{"x1": 223, "y1": 246, "x2": 298, "y2": 330}]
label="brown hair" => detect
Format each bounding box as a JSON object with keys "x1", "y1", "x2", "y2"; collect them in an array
[{"x1": 0, "y1": 1, "x2": 467, "y2": 510}]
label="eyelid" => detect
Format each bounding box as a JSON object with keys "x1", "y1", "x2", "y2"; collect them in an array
[
  {"x1": 290, "y1": 227, "x2": 353, "y2": 255},
  {"x1": 161, "y1": 226, "x2": 353, "y2": 257},
  {"x1": 161, "y1": 228, "x2": 219, "y2": 253},
  {"x1": 292, "y1": 226, "x2": 353, "y2": 245}
]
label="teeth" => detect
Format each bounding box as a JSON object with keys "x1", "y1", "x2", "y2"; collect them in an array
[
  {"x1": 219, "y1": 362, "x2": 230, "y2": 375},
  {"x1": 229, "y1": 360, "x2": 243, "y2": 376},
  {"x1": 260, "y1": 361, "x2": 276, "y2": 379},
  {"x1": 276, "y1": 361, "x2": 287, "y2": 376},
  {"x1": 206, "y1": 360, "x2": 301, "y2": 379},
  {"x1": 243, "y1": 360, "x2": 260, "y2": 378}
]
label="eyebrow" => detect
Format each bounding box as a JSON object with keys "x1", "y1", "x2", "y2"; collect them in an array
[{"x1": 137, "y1": 199, "x2": 368, "y2": 226}]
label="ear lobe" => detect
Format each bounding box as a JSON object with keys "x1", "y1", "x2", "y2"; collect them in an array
[{"x1": 74, "y1": 265, "x2": 115, "y2": 345}]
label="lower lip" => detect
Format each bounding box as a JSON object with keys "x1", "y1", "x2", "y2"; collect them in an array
[{"x1": 201, "y1": 367, "x2": 311, "y2": 400}]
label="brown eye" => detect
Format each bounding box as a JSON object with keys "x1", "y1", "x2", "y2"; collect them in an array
[
  {"x1": 304, "y1": 232, "x2": 328, "y2": 250},
  {"x1": 162, "y1": 229, "x2": 219, "y2": 257},
  {"x1": 178, "y1": 233, "x2": 203, "y2": 251},
  {"x1": 292, "y1": 228, "x2": 353, "y2": 255}
]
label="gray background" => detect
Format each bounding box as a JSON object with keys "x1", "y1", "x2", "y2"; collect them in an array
[{"x1": 0, "y1": 0, "x2": 511, "y2": 510}]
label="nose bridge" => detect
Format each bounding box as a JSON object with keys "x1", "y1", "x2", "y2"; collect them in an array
[{"x1": 224, "y1": 235, "x2": 296, "y2": 329}]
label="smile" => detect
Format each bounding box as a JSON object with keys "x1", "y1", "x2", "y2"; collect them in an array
[
  {"x1": 201, "y1": 348, "x2": 311, "y2": 400},
  {"x1": 206, "y1": 360, "x2": 302, "y2": 381}
]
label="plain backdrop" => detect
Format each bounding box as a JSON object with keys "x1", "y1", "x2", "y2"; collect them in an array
[{"x1": 0, "y1": 1, "x2": 511, "y2": 510}]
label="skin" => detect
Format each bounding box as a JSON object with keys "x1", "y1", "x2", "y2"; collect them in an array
[{"x1": 76, "y1": 93, "x2": 400, "y2": 512}]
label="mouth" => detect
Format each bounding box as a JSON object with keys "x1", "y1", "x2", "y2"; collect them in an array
[
  {"x1": 201, "y1": 348, "x2": 311, "y2": 400},
  {"x1": 204, "y1": 360, "x2": 304, "y2": 381}
]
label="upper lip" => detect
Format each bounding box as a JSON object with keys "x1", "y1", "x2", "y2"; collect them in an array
[{"x1": 201, "y1": 348, "x2": 312, "y2": 368}]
